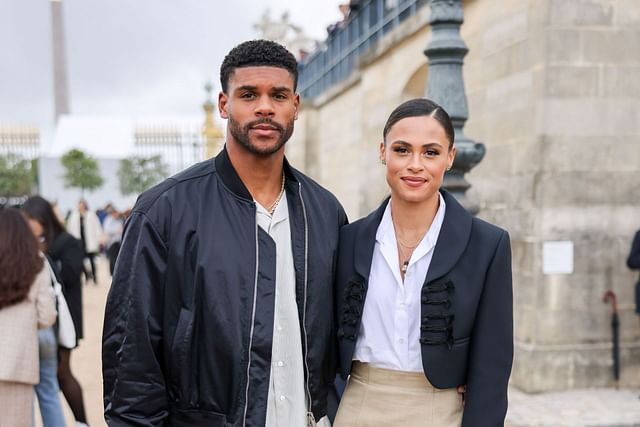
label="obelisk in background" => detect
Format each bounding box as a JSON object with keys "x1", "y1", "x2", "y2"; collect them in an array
[{"x1": 50, "y1": 0, "x2": 70, "y2": 123}]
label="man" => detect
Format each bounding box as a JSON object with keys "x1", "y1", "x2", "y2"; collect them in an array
[{"x1": 102, "y1": 40, "x2": 347, "y2": 426}]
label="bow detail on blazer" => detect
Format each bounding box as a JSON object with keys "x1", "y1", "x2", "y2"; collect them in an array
[
  {"x1": 337, "y1": 279, "x2": 367, "y2": 342},
  {"x1": 420, "y1": 279, "x2": 455, "y2": 349}
]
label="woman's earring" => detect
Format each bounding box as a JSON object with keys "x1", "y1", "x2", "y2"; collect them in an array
[
  {"x1": 446, "y1": 165, "x2": 452, "y2": 171},
  {"x1": 380, "y1": 158, "x2": 386, "y2": 165}
]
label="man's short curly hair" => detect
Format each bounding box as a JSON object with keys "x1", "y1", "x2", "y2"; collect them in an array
[{"x1": 220, "y1": 40, "x2": 298, "y2": 93}]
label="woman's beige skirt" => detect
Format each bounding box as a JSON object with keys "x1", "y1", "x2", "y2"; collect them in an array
[
  {"x1": 334, "y1": 362, "x2": 463, "y2": 427},
  {"x1": 0, "y1": 380, "x2": 33, "y2": 427}
]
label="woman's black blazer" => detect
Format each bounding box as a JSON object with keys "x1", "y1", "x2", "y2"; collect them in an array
[{"x1": 335, "y1": 190, "x2": 513, "y2": 426}]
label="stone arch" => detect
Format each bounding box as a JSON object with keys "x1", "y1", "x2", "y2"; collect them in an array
[{"x1": 401, "y1": 63, "x2": 428, "y2": 101}]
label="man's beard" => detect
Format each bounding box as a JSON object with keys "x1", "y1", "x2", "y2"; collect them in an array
[{"x1": 228, "y1": 116, "x2": 295, "y2": 156}]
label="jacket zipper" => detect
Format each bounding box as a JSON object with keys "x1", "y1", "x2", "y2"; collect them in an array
[
  {"x1": 298, "y1": 183, "x2": 315, "y2": 426},
  {"x1": 242, "y1": 208, "x2": 260, "y2": 426}
]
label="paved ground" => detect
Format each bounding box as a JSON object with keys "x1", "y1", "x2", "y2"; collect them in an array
[
  {"x1": 506, "y1": 387, "x2": 640, "y2": 427},
  {"x1": 37, "y1": 257, "x2": 640, "y2": 427}
]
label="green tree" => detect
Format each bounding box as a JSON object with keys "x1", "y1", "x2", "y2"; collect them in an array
[
  {"x1": 30, "y1": 158, "x2": 39, "y2": 189},
  {"x1": 60, "y1": 148, "x2": 104, "y2": 196},
  {"x1": 0, "y1": 153, "x2": 35, "y2": 196},
  {"x1": 118, "y1": 155, "x2": 169, "y2": 196}
]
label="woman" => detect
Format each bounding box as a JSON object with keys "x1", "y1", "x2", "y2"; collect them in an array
[
  {"x1": 334, "y1": 99, "x2": 513, "y2": 426},
  {"x1": 22, "y1": 196, "x2": 89, "y2": 426},
  {"x1": 25, "y1": 207, "x2": 67, "y2": 427},
  {"x1": 67, "y1": 199, "x2": 103, "y2": 284},
  {"x1": 0, "y1": 207, "x2": 57, "y2": 427}
]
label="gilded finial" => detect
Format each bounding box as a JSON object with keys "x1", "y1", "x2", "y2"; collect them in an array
[{"x1": 202, "y1": 81, "x2": 224, "y2": 158}]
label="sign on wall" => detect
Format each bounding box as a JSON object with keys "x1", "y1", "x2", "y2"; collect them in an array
[{"x1": 542, "y1": 241, "x2": 574, "y2": 275}]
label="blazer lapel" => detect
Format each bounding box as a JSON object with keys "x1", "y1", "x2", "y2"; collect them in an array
[
  {"x1": 353, "y1": 198, "x2": 389, "y2": 281},
  {"x1": 424, "y1": 191, "x2": 473, "y2": 283}
]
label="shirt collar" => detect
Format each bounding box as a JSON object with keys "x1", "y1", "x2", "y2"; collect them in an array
[
  {"x1": 271, "y1": 191, "x2": 289, "y2": 225},
  {"x1": 376, "y1": 201, "x2": 394, "y2": 245},
  {"x1": 255, "y1": 192, "x2": 289, "y2": 230},
  {"x1": 376, "y1": 192, "x2": 447, "y2": 264},
  {"x1": 412, "y1": 192, "x2": 446, "y2": 263}
]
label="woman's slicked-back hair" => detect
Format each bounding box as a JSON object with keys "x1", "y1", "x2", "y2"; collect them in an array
[
  {"x1": 220, "y1": 39, "x2": 299, "y2": 93},
  {"x1": 21, "y1": 195, "x2": 65, "y2": 247},
  {"x1": 0, "y1": 207, "x2": 43, "y2": 309},
  {"x1": 382, "y1": 98, "x2": 455, "y2": 148}
]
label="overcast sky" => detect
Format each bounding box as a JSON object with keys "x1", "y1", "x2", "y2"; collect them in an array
[{"x1": 0, "y1": 0, "x2": 343, "y2": 135}]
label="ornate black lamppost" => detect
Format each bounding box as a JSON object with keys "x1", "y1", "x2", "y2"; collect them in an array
[{"x1": 424, "y1": 0, "x2": 485, "y2": 214}]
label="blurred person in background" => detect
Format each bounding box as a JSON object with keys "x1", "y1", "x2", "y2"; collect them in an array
[
  {"x1": 22, "y1": 196, "x2": 90, "y2": 427},
  {"x1": 50, "y1": 201, "x2": 67, "y2": 228},
  {"x1": 102, "y1": 205, "x2": 124, "y2": 276},
  {"x1": 0, "y1": 207, "x2": 57, "y2": 427},
  {"x1": 628, "y1": 229, "x2": 640, "y2": 325},
  {"x1": 25, "y1": 206, "x2": 67, "y2": 427},
  {"x1": 67, "y1": 200, "x2": 103, "y2": 285},
  {"x1": 96, "y1": 203, "x2": 113, "y2": 226}
]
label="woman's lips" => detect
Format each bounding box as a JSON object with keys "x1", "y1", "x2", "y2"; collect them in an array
[{"x1": 401, "y1": 176, "x2": 427, "y2": 187}]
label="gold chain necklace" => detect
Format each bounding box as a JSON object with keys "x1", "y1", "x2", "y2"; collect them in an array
[
  {"x1": 393, "y1": 222, "x2": 427, "y2": 276},
  {"x1": 268, "y1": 172, "x2": 286, "y2": 216},
  {"x1": 396, "y1": 236, "x2": 421, "y2": 249}
]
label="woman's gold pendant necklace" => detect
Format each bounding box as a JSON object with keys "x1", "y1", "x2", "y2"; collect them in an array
[
  {"x1": 397, "y1": 242, "x2": 414, "y2": 277},
  {"x1": 401, "y1": 260, "x2": 409, "y2": 274},
  {"x1": 394, "y1": 221, "x2": 426, "y2": 278}
]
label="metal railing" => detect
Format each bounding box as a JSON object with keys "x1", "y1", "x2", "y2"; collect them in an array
[
  {"x1": 133, "y1": 125, "x2": 204, "y2": 173},
  {"x1": 0, "y1": 126, "x2": 40, "y2": 160},
  {"x1": 298, "y1": 0, "x2": 429, "y2": 99}
]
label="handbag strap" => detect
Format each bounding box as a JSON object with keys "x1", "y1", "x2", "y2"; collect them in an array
[{"x1": 44, "y1": 256, "x2": 63, "y2": 296}]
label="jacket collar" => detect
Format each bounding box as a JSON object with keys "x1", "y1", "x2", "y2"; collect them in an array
[
  {"x1": 353, "y1": 190, "x2": 473, "y2": 283},
  {"x1": 423, "y1": 190, "x2": 473, "y2": 283},
  {"x1": 214, "y1": 145, "x2": 299, "y2": 202},
  {"x1": 354, "y1": 197, "x2": 389, "y2": 280}
]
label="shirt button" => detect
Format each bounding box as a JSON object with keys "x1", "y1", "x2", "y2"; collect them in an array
[
  {"x1": 277, "y1": 324, "x2": 283, "y2": 331},
  {"x1": 279, "y1": 395, "x2": 286, "y2": 401},
  {"x1": 277, "y1": 361, "x2": 284, "y2": 367},
  {"x1": 398, "y1": 338, "x2": 404, "y2": 344}
]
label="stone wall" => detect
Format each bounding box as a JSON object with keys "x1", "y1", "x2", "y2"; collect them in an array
[
  {"x1": 288, "y1": 0, "x2": 640, "y2": 391},
  {"x1": 465, "y1": 0, "x2": 640, "y2": 391}
]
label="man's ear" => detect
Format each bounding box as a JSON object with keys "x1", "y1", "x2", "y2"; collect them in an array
[
  {"x1": 219, "y1": 91, "x2": 229, "y2": 119},
  {"x1": 294, "y1": 93, "x2": 300, "y2": 120}
]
